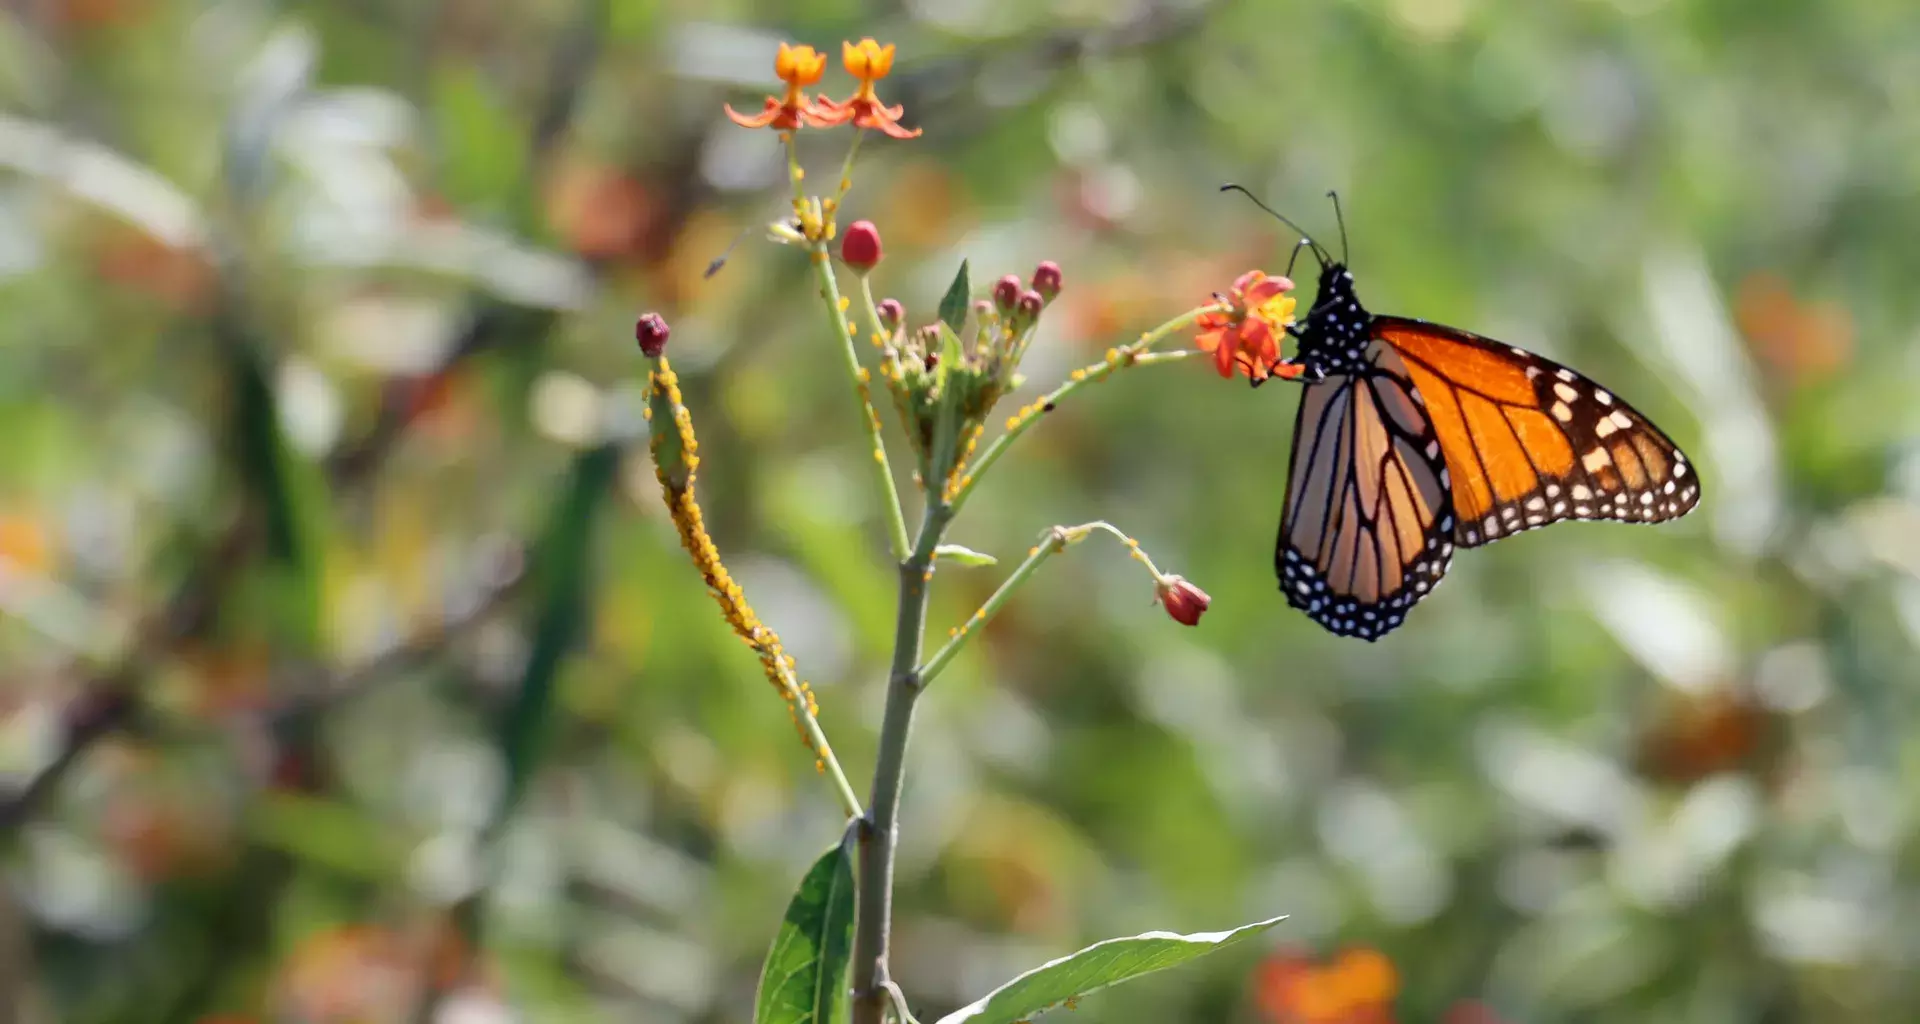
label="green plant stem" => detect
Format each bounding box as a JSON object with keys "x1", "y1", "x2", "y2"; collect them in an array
[
  {"x1": 918, "y1": 521, "x2": 1161, "y2": 687},
  {"x1": 834, "y1": 129, "x2": 867, "y2": 201},
  {"x1": 856, "y1": 274, "x2": 890, "y2": 350},
  {"x1": 946, "y1": 304, "x2": 1221, "y2": 517},
  {"x1": 811, "y1": 247, "x2": 912, "y2": 560},
  {"x1": 782, "y1": 657, "x2": 865, "y2": 819},
  {"x1": 851, "y1": 501, "x2": 951, "y2": 1024}
]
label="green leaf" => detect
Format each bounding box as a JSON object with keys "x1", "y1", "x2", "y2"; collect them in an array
[
  {"x1": 933, "y1": 916, "x2": 1287, "y2": 1024},
  {"x1": 222, "y1": 326, "x2": 328, "y2": 652},
  {"x1": 935, "y1": 323, "x2": 964, "y2": 390},
  {"x1": 934, "y1": 544, "x2": 998, "y2": 567},
  {"x1": 247, "y1": 791, "x2": 404, "y2": 881},
  {"x1": 754, "y1": 839, "x2": 858, "y2": 1024},
  {"x1": 494, "y1": 443, "x2": 619, "y2": 822},
  {"x1": 432, "y1": 64, "x2": 529, "y2": 216},
  {"x1": 936, "y1": 259, "x2": 971, "y2": 333}
]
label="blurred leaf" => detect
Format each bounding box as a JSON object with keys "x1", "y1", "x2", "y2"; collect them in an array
[
  {"x1": 933, "y1": 916, "x2": 1286, "y2": 1024},
  {"x1": 224, "y1": 335, "x2": 327, "y2": 650},
  {"x1": 432, "y1": 65, "x2": 529, "y2": 216},
  {"x1": 246, "y1": 791, "x2": 403, "y2": 881},
  {"x1": 754, "y1": 839, "x2": 856, "y2": 1024},
  {"x1": 496, "y1": 443, "x2": 619, "y2": 819},
  {"x1": 937, "y1": 260, "x2": 971, "y2": 333},
  {"x1": 935, "y1": 543, "x2": 997, "y2": 567}
]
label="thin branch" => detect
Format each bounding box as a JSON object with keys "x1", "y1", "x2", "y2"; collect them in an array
[
  {"x1": 264, "y1": 564, "x2": 528, "y2": 730},
  {"x1": 918, "y1": 522, "x2": 1166, "y2": 687}
]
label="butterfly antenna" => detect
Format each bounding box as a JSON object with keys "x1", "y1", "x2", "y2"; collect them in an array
[
  {"x1": 1327, "y1": 189, "x2": 1349, "y2": 265},
  {"x1": 1219, "y1": 183, "x2": 1331, "y2": 266},
  {"x1": 1283, "y1": 238, "x2": 1312, "y2": 280}
]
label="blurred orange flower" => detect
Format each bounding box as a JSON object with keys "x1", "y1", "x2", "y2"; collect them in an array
[
  {"x1": 811, "y1": 39, "x2": 922, "y2": 139},
  {"x1": 1734, "y1": 272, "x2": 1853, "y2": 387},
  {"x1": 1195, "y1": 270, "x2": 1301, "y2": 384},
  {"x1": 1633, "y1": 687, "x2": 1784, "y2": 788},
  {"x1": 93, "y1": 226, "x2": 214, "y2": 312},
  {"x1": 0, "y1": 512, "x2": 53, "y2": 576},
  {"x1": 544, "y1": 155, "x2": 655, "y2": 260},
  {"x1": 726, "y1": 43, "x2": 836, "y2": 131},
  {"x1": 1254, "y1": 947, "x2": 1399, "y2": 1024}
]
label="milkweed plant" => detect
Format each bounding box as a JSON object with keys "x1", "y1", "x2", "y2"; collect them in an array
[{"x1": 639, "y1": 39, "x2": 1296, "y2": 1024}]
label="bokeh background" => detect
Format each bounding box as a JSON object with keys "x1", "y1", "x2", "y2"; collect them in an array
[{"x1": 3, "y1": 0, "x2": 1918, "y2": 1021}]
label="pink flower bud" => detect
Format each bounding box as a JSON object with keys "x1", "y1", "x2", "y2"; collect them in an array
[
  {"x1": 1031, "y1": 260, "x2": 1063, "y2": 301},
  {"x1": 635, "y1": 312, "x2": 671, "y2": 357},
  {"x1": 877, "y1": 298, "x2": 905, "y2": 330},
  {"x1": 1154, "y1": 575, "x2": 1211, "y2": 626},
  {"x1": 993, "y1": 274, "x2": 1022, "y2": 312},
  {"x1": 1016, "y1": 289, "x2": 1044, "y2": 320},
  {"x1": 841, "y1": 220, "x2": 883, "y2": 272}
]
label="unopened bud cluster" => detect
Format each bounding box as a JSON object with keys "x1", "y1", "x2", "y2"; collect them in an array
[{"x1": 876, "y1": 262, "x2": 1064, "y2": 499}]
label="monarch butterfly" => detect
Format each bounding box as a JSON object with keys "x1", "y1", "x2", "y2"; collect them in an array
[{"x1": 1224, "y1": 186, "x2": 1702, "y2": 640}]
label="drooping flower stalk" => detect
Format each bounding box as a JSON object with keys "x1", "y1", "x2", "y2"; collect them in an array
[{"x1": 643, "y1": 345, "x2": 862, "y2": 818}]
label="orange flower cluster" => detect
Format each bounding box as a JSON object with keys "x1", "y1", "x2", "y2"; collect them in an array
[
  {"x1": 1254, "y1": 948, "x2": 1399, "y2": 1024},
  {"x1": 726, "y1": 38, "x2": 920, "y2": 138},
  {"x1": 1195, "y1": 269, "x2": 1302, "y2": 384}
]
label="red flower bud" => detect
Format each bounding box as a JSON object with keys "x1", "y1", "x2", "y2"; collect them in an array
[
  {"x1": 1154, "y1": 574, "x2": 1211, "y2": 626},
  {"x1": 993, "y1": 274, "x2": 1022, "y2": 312},
  {"x1": 1031, "y1": 260, "x2": 1063, "y2": 301},
  {"x1": 877, "y1": 298, "x2": 905, "y2": 330},
  {"x1": 1016, "y1": 289, "x2": 1044, "y2": 320},
  {"x1": 635, "y1": 312, "x2": 670, "y2": 357},
  {"x1": 841, "y1": 219, "x2": 883, "y2": 272}
]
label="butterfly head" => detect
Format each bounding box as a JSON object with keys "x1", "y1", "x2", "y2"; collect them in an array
[{"x1": 1284, "y1": 262, "x2": 1374, "y2": 380}]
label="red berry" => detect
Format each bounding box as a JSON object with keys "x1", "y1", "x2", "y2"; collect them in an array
[
  {"x1": 635, "y1": 312, "x2": 670, "y2": 357},
  {"x1": 841, "y1": 220, "x2": 884, "y2": 272},
  {"x1": 1031, "y1": 261, "x2": 1063, "y2": 301},
  {"x1": 993, "y1": 274, "x2": 1022, "y2": 312}
]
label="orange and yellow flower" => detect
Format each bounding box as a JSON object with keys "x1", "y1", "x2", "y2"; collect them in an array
[
  {"x1": 810, "y1": 38, "x2": 921, "y2": 139},
  {"x1": 1254, "y1": 947, "x2": 1399, "y2": 1024},
  {"x1": 1195, "y1": 269, "x2": 1301, "y2": 384},
  {"x1": 726, "y1": 43, "x2": 837, "y2": 131}
]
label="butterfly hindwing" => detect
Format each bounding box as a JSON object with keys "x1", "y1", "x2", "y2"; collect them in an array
[
  {"x1": 1277, "y1": 341, "x2": 1456, "y2": 641},
  {"x1": 1371, "y1": 316, "x2": 1701, "y2": 549}
]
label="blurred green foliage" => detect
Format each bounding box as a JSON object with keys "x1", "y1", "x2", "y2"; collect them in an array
[{"x1": 1, "y1": 0, "x2": 1918, "y2": 1022}]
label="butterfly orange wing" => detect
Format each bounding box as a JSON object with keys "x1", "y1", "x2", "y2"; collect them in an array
[
  {"x1": 1372, "y1": 316, "x2": 1701, "y2": 548},
  {"x1": 1277, "y1": 341, "x2": 1455, "y2": 640}
]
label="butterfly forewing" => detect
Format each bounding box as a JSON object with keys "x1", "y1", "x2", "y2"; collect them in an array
[
  {"x1": 1371, "y1": 317, "x2": 1701, "y2": 548},
  {"x1": 1277, "y1": 341, "x2": 1456, "y2": 640}
]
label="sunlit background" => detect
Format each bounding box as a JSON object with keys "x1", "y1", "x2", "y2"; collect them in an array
[{"x1": 2, "y1": 0, "x2": 1918, "y2": 1021}]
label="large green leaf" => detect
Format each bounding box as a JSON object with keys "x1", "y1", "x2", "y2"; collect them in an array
[
  {"x1": 933, "y1": 916, "x2": 1287, "y2": 1024},
  {"x1": 754, "y1": 840, "x2": 858, "y2": 1024}
]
